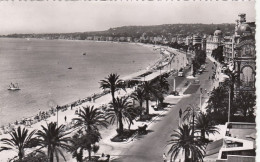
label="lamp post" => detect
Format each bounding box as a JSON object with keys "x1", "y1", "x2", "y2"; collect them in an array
[
  {"x1": 228, "y1": 88, "x2": 231, "y2": 122},
  {"x1": 200, "y1": 88, "x2": 207, "y2": 110}
]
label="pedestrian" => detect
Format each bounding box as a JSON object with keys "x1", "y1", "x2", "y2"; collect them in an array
[
  {"x1": 64, "y1": 116, "x2": 67, "y2": 122},
  {"x1": 179, "y1": 109, "x2": 182, "y2": 119},
  {"x1": 163, "y1": 153, "x2": 167, "y2": 162}
]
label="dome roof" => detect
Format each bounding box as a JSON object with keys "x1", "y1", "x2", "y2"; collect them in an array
[
  {"x1": 214, "y1": 30, "x2": 223, "y2": 36},
  {"x1": 237, "y1": 23, "x2": 252, "y2": 35}
]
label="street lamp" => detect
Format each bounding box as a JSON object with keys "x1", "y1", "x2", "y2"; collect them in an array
[{"x1": 228, "y1": 88, "x2": 231, "y2": 122}]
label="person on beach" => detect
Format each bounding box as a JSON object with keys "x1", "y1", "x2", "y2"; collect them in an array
[
  {"x1": 64, "y1": 116, "x2": 67, "y2": 122},
  {"x1": 163, "y1": 153, "x2": 167, "y2": 162}
]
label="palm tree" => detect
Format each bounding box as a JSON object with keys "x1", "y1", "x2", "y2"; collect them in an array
[
  {"x1": 72, "y1": 106, "x2": 109, "y2": 132},
  {"x1": 71, "y1": 130, "x2": 101, "y2": 161},
  {"x1": 234, "y1": 91, "x2": 256, "y2": 118},
  {"x1": 157, "y1": 75, "x2": 170, "y2": 93},
  {"x1": 142, "y1": 81, "x2": 158, "y2": 115},
  {"x1": 0, "y1": 126, "x2": 37, "y2": 160},
  {"x1": 183, "y1": 104, "x2": 201, "y2": 136},
  {"x1": 36, "y1": 122, "x2": 72, "y2": 162},
  {"x1": 106, "y1": 96, "x2": 135, "y2": 135},
  {"x1": 72, "y1": 106, "x2": 108, "y2": 161},
  {"x1": 100, "y1": 73, "x2": 125, "y2": 106},
  {"x1": 206, "y1": 86, "x2": 229, "y2": 124},
  {"x1": 131, "y1": 87, "x2": 145, "y2": 116},
  {"x1": 195, "y1": 112, "x2": 219, "y2": 141},
  {"x1": 167, "y1": 124, "x2": 205, "y2": 162}
]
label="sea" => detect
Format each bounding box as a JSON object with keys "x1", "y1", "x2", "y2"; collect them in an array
[{"x1": 0, "y1": 38, "x2": 160, "y2": 126}]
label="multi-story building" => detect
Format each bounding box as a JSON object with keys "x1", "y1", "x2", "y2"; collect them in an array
[
  {"x1": 126, "y1": 37, "x2": 132, "y2": 42},
  {"x1": 192, "y1": 35, "x2": 202, "y2": 46},
  {"x1": 86, "y1": 36, "x2": 93, "y2": 40},
  {"x1": 106, "y1": 37, "x2": 113, "y2": 41},
  {"x1": 201, "y1": 36, "x2": 207, "y2": 52},
  {"x1": 233, "y1": 13, "x2": 256, "y2": 93},
  {"x1": 93, "y1": 36, "x2": 101, "y2": 41},
  {"x1": 206, "y1": 29, "x2": 223, "y2": 55},
  {"x1": 223, "y1": 36, "x2": 234, "y2": 63},
  {"x1": 119, "y1": 37, "x2": 126, "y2": 42},
  {"x1": 185, "y1": 36, "x2": 192, "y2": 46}
]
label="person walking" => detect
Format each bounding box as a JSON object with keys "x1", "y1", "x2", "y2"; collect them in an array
[
  {"x1": 163, "y1": 153, "x2": 167, "y2": 162},
  {"x1": 64, "y1": 116, "x2": 67, "y2": 122},
  {"x1": 179, "y1": 108, "x2": 182, "y2": 126}
]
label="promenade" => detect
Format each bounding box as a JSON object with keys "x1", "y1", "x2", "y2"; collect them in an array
[
  {"x1": 111, "y1": 56, "x2": 220, "y2": 162},
  {"x1": 0, "y1": 47, "x2": 226, "y2": 162},
  {"x1": 0, "y1": 45, "x2": 189, "y2": 162}
]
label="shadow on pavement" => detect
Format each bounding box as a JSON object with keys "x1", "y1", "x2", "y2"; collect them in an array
[{"x1": 135, "y1": 130, "x2": 154, "y2": 140}]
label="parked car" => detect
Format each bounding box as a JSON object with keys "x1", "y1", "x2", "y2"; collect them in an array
[{"x1": 178, "y1": 71, "x2": 184, "y2": 77}]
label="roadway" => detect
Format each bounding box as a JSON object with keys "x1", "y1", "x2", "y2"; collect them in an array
[{"x1": 111, "y1": 58, "x2": 215, "y2": 162}]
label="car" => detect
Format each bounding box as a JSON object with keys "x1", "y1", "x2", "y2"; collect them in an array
[
  {"x1": 178, "y1": 71, "x2": 184, "y2": 77},
  {"x1": 193, "y1": 80, "x2": 200, "y2": 84}
]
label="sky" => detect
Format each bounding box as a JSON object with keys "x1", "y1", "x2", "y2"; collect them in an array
[{"x1": 0, "y1": 0, "x2": 256, "y2": 35}]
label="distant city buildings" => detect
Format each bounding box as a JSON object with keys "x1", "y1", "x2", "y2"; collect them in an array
[
  {"x1": 204, "y1": 13, "x2": 256, "y2": 162},
  {"x1": 206, "y1": 29, "x2": 223, "y2": 55}
]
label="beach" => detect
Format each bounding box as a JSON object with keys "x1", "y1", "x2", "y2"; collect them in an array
[
  {"x1": 0, "y1": 38, "x2": 190, "y2": 161},
  {"x1": 0, "y1": 38, "x2": 161, "y2": 127}
]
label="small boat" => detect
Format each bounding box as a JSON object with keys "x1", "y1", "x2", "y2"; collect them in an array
[
  {"x1": 68, "y1": 67, "x2": 72, "y2": 69},
  {"x1": 8, "y1": 83, "x2": 20, "y2": 91},
  {"x1": 83, "y1": 53, "x2": 86, "y2": 56}
]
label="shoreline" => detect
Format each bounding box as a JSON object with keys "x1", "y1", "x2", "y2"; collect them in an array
[
  {"x1": 0, "y1": 42, "x2": 168, "y2": 129},
  {"x1": 0, "y1": 40, "x2": 186, "y2": 130},
  {"x1": 0, "y1": 42, "x2": 190, "y2": 162}
]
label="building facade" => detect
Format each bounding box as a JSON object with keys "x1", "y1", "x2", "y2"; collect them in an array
[
  {"x1": 233, "y1": 13, "x2": 256, "y2": 93},
  {"x1": 206, "y1": 29, "x2": 223, "y2": 55},
  {"x1": 223, "y1": 36, "x2": 234, "y2": 63}
]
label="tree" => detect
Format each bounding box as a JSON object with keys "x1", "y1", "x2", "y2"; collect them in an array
[
  {"x1": 72, "y1": 147, "x2": 83, "y2": 162},
  {"x1": 157, "y1": 75, "x2": 170, "y2": 93},
  {"x1": 142, "y1": 81, "x2": 158, "y2": 115},
  {"x1": 154, "y1": 75, "x2": 169, "y2": 104},
  {"x1": 0, "y1": 126, "x2": 37, "y2": 160},
  {"x1": 183, "y1": 104, "x2": 201, "y2": 136},
  {"x1": 211, "y1": 46, "x2": 224, "y2": 63},
  {"x1": 222, "y1": 68, "x2": 238, "y2": 114},
  {"x1": 234, "y1": 91, "x2": 256, "y2": 119},
  {"x1": 194, "y1": 49, "x2": 206, "y2": 65},
  {"x1": 106, "y1": 96, "x2": 135, "y2": 135},
  {"x1": 167, "y1": 124, "x2": 205, "y2": 162},
  {"x1": 131, "y1": 88, "x2": 145, "y2": 116},
  {"x1": 100, "y1": 73, "x2": 125, "y2": 106},
  {"x1": 206, "y1": 86, "x2": 229, "y2": 124},
  {"x1": 36, "y1": 122, "x2": 72, "y2": 162},
  {"x1": 72, "y1": 106, "x2": 108, "y2": 160},
  {"x1": 72, "y1": 106, "x2": 109, "y2": 132},
  {"x1": 14, "y1": 152, "x2": 48, "y2": 162},
  {"x1": 71, "y1": 130, "x2": 101, "y2": 161},
  {"x1": 195, "y1": 112, "x2": 219, "y2": 141}
]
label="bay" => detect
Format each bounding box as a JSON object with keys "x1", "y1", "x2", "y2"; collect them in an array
[{"x1": 0, "y1": 38, "x2": 160, "y2": 126}]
